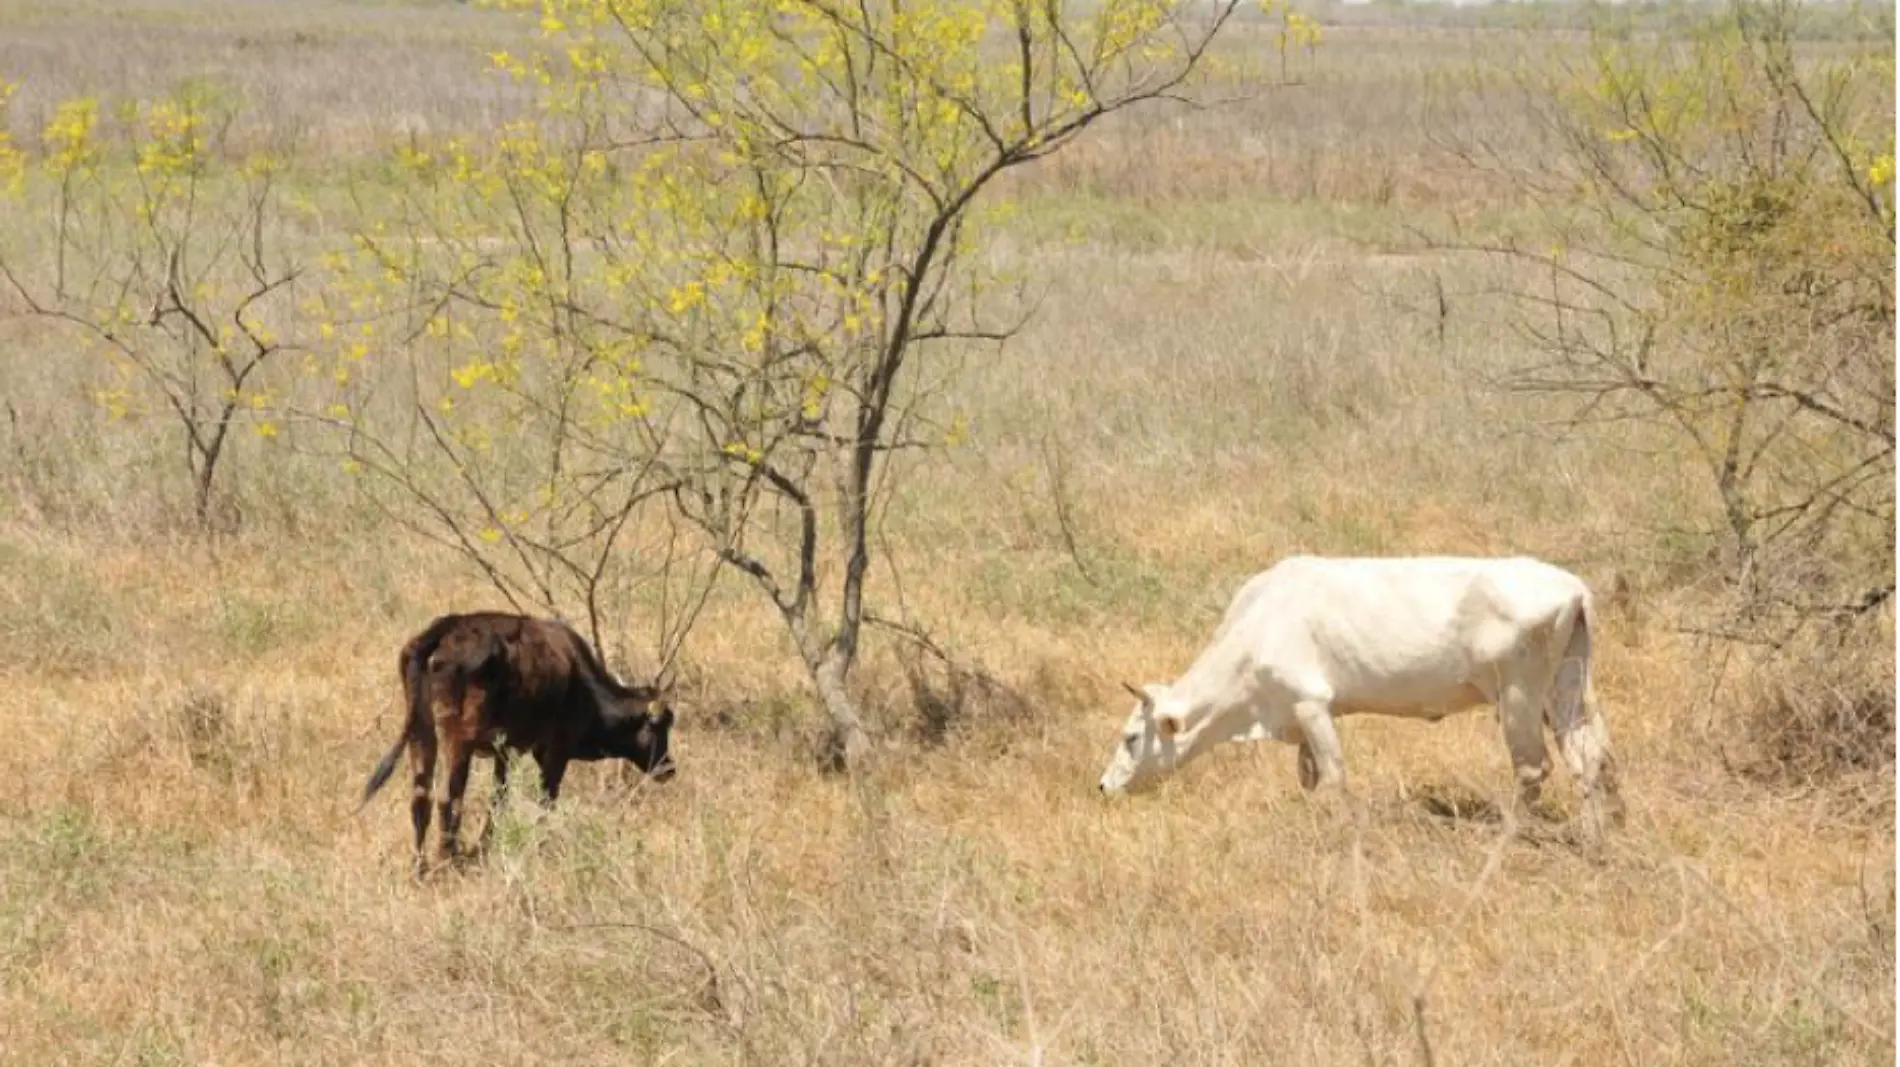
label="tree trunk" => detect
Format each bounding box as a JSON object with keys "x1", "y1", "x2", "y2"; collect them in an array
[
  {"x1": 190, "y1": 406, "x2": 234, "y2": 533},
  {"x1": 812, "y1": 645, "x2": 871, "y2": 770},
  {"x1": 192, "y1": 457, "x2": 216, "y2": 530},
  {"x1": 785, "y1": 608, "x2": 872, "y2": 770}
]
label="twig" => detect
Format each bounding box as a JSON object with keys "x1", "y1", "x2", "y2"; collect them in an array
[
  {"x1": 1041, "y1": 431, "x2": 1097, "y2": 587},
  {"x1": 548, "y1": 921, "x2": 730, "y2": 1022},
  {"x1": 1601, "y1": 859, "x2": 1691, "y2": 1067},
  {"x1": 1677, "y1": 861, "x2": 1892, "y2": 1045}
]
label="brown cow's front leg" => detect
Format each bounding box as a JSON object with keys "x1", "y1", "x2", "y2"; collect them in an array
[
  {"x1": 534, "y1": 749, "x2": 570, "y2": 805},
  {"x1": 479, "y1": 749, "x2": 511, "y2": 852},
  {"x1": 435, "y1": 738, "x2": 475, "y2": 868},
  {"x1": 407, "y1": 732, "x2": 438, "y2": 878}
]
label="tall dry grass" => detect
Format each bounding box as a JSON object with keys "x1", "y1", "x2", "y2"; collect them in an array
[{"x1": 0, "y1": 1, "x2": 1892, "y2": 1064}]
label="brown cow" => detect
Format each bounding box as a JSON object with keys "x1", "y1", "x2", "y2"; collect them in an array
[{"x1": 360, "y1": 612, "x2": 677, "y2": 872}]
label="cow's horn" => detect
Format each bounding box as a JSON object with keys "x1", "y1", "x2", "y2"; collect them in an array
[{"x1": 1120, "y1": 681, "x2": 1149, "y2": 706}]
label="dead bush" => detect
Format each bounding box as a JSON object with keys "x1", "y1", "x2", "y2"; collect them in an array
[
  {"x1": 894, "y1": 644, "x2": 1034, "y2": 752},
  {"x1": 1732, "y1": 620, "x2": 1895, "y2": 799}
]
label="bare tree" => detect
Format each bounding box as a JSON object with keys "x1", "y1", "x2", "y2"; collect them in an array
[
  {"x1": 1435, "y1": 0, "x2": 1893, "y2": 643},
  {"x1": 0, "y1": 88, "x2": 304, "y2": 530}
]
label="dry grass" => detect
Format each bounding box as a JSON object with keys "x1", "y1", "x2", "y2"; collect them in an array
[
  {"x1": 1, "y1": 535, "x2": 1891, "y2": 1065},
  {"x1": 0, "y1": 0, "x2": 1893, "y2": 1064},
  {"x1": 0, "y1": 0, "x2": 532, "y2": 155}
]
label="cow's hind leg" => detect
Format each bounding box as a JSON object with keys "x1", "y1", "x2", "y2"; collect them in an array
[
  {"x1": 1555, "y1": 708, "x2": 1623, "y2": 838},
  {"x1": 1498, "y1": 673, "x2": 1552, "y2": 812},
  {"x1": 435, "y1": 738, "x2": 476, "y2": 868},
  {"x1": 407, "y1": 733, "x2": 437, "y2": 878}
]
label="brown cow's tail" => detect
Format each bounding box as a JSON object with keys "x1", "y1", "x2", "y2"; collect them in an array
[
  {"x1": 359, "y1": 614, "x2": 457, "y2": 812},
  {"x1": 359, "y1": 735, "x2": 406, "y2": 810},
  {"x1": 358, "y1": 645, "x2": 422, "y2": 809}
]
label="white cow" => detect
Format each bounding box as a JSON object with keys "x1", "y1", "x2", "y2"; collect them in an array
[{"x1": 1096, "y1": 555, "x2": 1624, "y2": 832}]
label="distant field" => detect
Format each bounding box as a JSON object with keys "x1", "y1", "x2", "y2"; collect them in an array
[{"x1": 0, "y1": 0, "x2": 1892, "y2": 1064}]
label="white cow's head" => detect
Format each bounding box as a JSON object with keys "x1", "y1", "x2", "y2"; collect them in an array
[{"x1": 1097, "y1": 682, "x2": 1188, "y2": 794}]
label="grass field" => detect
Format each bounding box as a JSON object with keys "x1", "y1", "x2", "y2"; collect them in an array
[{"x1": 0, "y1": 0, "x2": 1893, "y2": 1064}]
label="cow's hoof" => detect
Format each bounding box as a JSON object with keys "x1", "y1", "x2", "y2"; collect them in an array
[
  {"x1": 417, "y1": 848, "x2": 471, "y2": 878},
  {"x1": 1296, "y1": 741, "x2": 1320, "y2": 791},
  {"x1": 1575, "y1": 791, "x2": 1623, "y2": 844}
]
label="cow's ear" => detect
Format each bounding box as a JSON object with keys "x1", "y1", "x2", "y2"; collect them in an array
[{"x1": 1157, "y1": 715, "x2": 1182, "y2": 740}]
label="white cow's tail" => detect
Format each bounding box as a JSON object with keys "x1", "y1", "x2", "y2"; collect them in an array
[
  {"x1": 1550, "y1": 594, "x2": 1593, "y2": 737},
  {"x1": 1551, "y1": 591, "x2": 1624, "y2": 836}
]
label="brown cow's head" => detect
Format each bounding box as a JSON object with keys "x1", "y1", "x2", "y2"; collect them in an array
[{"x1": 593, "y1": 688, "x2": 677, "y2": 782}]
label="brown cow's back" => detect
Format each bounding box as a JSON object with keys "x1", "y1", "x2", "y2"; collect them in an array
[{"x1": 426, "y1": 614, "x2": 613, "y2": 755}]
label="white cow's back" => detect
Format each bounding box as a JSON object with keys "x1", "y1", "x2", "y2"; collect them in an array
[{"x1": 1181, "y1": 556, "x2": 1588, "y2": 713}]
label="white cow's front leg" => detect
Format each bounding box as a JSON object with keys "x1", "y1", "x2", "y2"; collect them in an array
[{"x1": 1293, "y1": 698, "x2": 1345, "y2": 791}]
